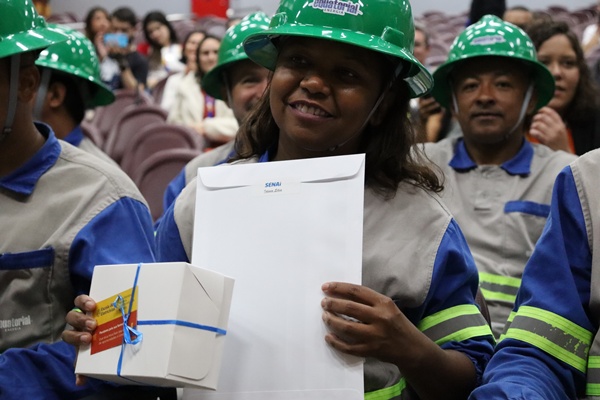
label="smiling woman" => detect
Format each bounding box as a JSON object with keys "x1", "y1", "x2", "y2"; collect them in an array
[
  {"x1": 67, "y1": 0, "x2": 495, "y2": 398},
  {"x1": 526, "y1": 20, "x2": 600, "y2": 155}
]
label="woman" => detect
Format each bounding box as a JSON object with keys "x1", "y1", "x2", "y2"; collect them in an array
[
  {"x1": 167, "y1": 35, "x2": 238, "y2": 147},
  {"x1": 64, "y1": 0, "x2": 494, "y2": 398},
  {"x1": 159, "y1": 29, "x2": 206, "y2": 111},
  {"x1": 83, "y1": 6, "x2": 110, "y2": 58},
  {"x1": 142, "y1": 11, "x2": 185, "y2": 88},
  {"x1": 527, "y1": 20, "x2": 600, "y2": 155}
]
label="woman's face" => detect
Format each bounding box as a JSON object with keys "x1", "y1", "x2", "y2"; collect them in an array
[
  {"x1": 184, "y1": 32, "x2": 205, "y2": 70},
  {"x1": 198, "y1": 37, "x2": 220, "y2": 74},
  {"x1": 269, "y1": 37, "x2": 390, "y2": 160},
  {"x1": 90, "y1": 10, "x2": 110, "y2": 36},
  {"x1": 146, "y1": 21, "x2": 171, "y2": 47},
  {"x1": 537, "y1": 34, "x2": 580, "y2": 116}
]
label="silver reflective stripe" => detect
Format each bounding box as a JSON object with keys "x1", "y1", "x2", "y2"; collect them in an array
[
  {"x1": 418, "y1": 304, "x2": 492, "y2": 345},
  {"x1": 505, "y1": 306, "x2": 592, "y2": 373},
  {"x1": 479, "y1": 272, "x2": 521, "y2": 304}
]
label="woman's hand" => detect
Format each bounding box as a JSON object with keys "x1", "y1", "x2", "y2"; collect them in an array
[
  {"x1": 320, "y1": 282, "x2": 418, "y2": 364},
  {"x1": 62, "y1": 294, "x2": 98, "y2": 346},
  {"x1": 529, "y1": 107, "x2": 573, "y2": 153},
  {"x1": 62, "y1": 295, "x2": 98, "y2": 386}
]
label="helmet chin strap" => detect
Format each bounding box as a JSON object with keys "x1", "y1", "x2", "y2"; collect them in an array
[
  {"x1": 506, "y1": 83, "x2": 534, "y2": 139},
  {"x1": 33, "y1": 68, "x2": 52, "y2": 121},
  {"x1": 297, "y1": 62, "x2": 404, "y2": 154},
  {"x1": 1, "y1": 54, "x2": 21, "y2": 143}
]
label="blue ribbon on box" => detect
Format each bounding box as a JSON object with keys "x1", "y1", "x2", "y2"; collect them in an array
[{"x1": 113, "y1": 263, "x2": 228, "y2": 380}]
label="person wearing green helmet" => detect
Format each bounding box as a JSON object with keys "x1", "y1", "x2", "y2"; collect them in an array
[
  {"x1": 159, "y1": 11, "x2": 272, "y2": 217},
  {"x1": 33, "y1": 24, "x2": 115, "y2": 163},
  {"x1": 67, "y1": 0, "x2": 496, "y2": 398},
  {"x1": 71, "y1": 0, "x2": 497, "y2": 397},
  {"x1": 0, "y1": 1, "x2": 166, "y2": 398},
  {"x1": 423, "y1": 15, "x2": 577, "y2": 338}
]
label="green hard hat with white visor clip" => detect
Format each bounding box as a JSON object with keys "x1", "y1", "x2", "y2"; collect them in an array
[
  {"x1": 0, "y1": 0, "x2": 69, "y2": 59},
  {"x1": 35, "y1": 24, "x2": 115, "y2": 108},
  {"x1": 0, "y1": 0, "x2": 70, "y2": 140},
  {"x1": 242, "y1": 0, "x2": 434, "y2": 98},
  {"x1": 431, "y1": 15, "x2": 555, "y2": 111},
  {"x1": 202, "y1": 12, "x2": 271, "y2": 100}
]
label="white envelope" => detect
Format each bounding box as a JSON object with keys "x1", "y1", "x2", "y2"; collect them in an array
[{"x1": 185, "y1": 154, "x2": 366, "y2": 400}]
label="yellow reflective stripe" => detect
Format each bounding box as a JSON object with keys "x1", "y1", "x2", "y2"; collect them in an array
[
  {"x1": 586, "y1": 383, "x2": 600, "y2": 396},
  {"x1": 479, "y1": 272, "x2": 521, "y2": 304},
  {"x1": 364, "y1": 378, "x2": 406, "y2": 400},
  {"x1": 479, "y1": 288, "x2": 517, "y2": 304},
  {"x1": 504, "y1": 306, "x2": 592, "y2": 373},
  {"x1": 418, "y1": 304, "x2": 478, "y2": 331},
  {"x1": 587, "y1": 356, "x2": 600, "y2": 395},
  {"x1": 418, "y1": 304, "x2": 492, "y2": 345},
  {"x1": 479, "y1": 272, "x2": 521, "y2": 288}
]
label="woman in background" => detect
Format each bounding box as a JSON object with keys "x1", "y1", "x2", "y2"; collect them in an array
[
  {"x1": 160, "y1": 29, "x2": 206, "y2": 111},
  {"x1": 83, "y1": 6, "x2": 110, "y2": 59},
  {"x1": 142, "y1": 10, "x2": 185, "y2": 88},
  {"x1": 167, "y1": 35, "x2": 238, "y2": 147},
  {"x1": 527, "y1": 20, "x2": 600, "y2": 155}
]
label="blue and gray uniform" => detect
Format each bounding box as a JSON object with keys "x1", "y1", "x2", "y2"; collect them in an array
[
  {"x1": 424, "y1": 137, "x2": 576, "y2": 337},
  {"x1": 162, "y1": 141, "x2": 235, "y2": 216},
  {"x1": 470, "y1": 149, "x2": 600, "y2": 399},
  {"x1": 62, "y1": 124, "x2": 115, "y2": 165},
  {"x1": 155, "y1": 154, "x2": 495, "y2": 399},
  {"x1": 0, "y1": 123, "x2": 155, "y2": 399}
]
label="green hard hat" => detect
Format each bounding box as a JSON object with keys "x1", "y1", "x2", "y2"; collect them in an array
[
  {"x1": 432, "y1": 15, "x2": 555, "y2": 111},
  {"x1": 242, "y1": 0, "x2": 432, "y2": 98},
  {"x1": 36, "y1": 24, "x2": 115, "y2": 107},
  {"x1": 202, "y1": 12, "x2": 271, "y2": 100},
  {"x1": 0, "y1": 0, "x2": 69, "y2": 59}
]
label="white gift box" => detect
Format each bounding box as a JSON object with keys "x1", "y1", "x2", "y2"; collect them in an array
[{"x1": 75, "y1": 262, "x2": 234, "y2": 389}]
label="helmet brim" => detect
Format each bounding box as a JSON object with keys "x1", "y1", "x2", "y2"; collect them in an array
[
  {"x1": 202, "y1": 54, "x2": 248, "y2": 101},
  {"x1": 37, "y1": 60, "x2": 115, "y2": 107},
  {"x1": 0, "y1": 26, "x2": 69, "y2": 59},
  {"x1": 243, "y1": 23, "x2": 433, "y2": 98},
  {"x1": 432, "y1": 55, "x2": 555, "y2": 111}
]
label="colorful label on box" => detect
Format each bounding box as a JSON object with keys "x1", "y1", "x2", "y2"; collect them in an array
[{"x1": 91, "y1": 287, "x2": 138, "y2": 355}]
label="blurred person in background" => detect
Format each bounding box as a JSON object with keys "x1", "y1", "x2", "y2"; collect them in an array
[
  {"x1": 527, "y1": 20, "x2": 600, "y2": 155},
  {"x1": 503, "y1": 6, "x2": 533, "y2": 30},
  {"x1": 100, "y1": 7, "x2": 149, "y2": 91},
  {"x1": 167, "y1": 34, "x2": 238, "y2": 147},
  {"x1": 161, "y1": 12, "x2": 272, "y2": 215},
  {"x1": 160, "y1": 29, "x2": 206, "y2": 111},
  {"x1": 467, "y1": 0, "x2": 506, "y2": 25},
  {"x1": 142, "y1": 10, "x2": 184, "y2": 89},
  {"x1": 83, "y1": 6, "x2": 110, "y2": 56}
]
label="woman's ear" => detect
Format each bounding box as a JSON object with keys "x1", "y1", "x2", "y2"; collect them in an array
[{"x1": 17, "y1": 65, "x2": 40, "y2": 103}]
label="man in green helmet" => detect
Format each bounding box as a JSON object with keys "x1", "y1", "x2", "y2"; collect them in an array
[
  {"x1": 423, "y1": 15, "x2": 577, "y2": 338},
  {"x1": 160, "y1": 11, "x2": 271, "y2": 216},
  {"x1": 33, "y1": 24, "x2": 114, "y2": 163},
  {"x1": 0, "y1": 2, "x2": 168, "y2": 398}
]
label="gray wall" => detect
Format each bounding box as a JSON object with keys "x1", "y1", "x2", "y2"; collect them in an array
[{"x1": 52, "y1": 0, "x2": 596, "y2": 21}]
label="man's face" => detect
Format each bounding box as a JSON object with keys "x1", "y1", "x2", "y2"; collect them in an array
[
  {"x1": 110, "y1": 18, "x2": 135, "y2": 41},
  {"x1": 225, "y1": 59, "x2": 270, "y2": 123},
  {"x1": 451, "y1": 57, "x2": 535, "y2": 145},
  {"x1": 413, "y1": 29, "x2": 429, "y2": 65}
]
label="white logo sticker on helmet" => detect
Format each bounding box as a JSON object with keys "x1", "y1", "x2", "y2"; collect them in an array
[
  {"x1": 310, "y1": 0, "x2": 363, "y2": 16},
  {"x1": 471, "y1": 35, "x2": 507, "y2": 46}
]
